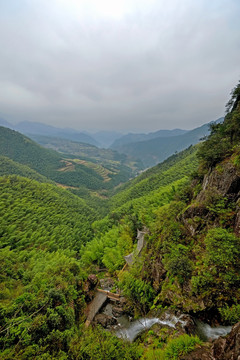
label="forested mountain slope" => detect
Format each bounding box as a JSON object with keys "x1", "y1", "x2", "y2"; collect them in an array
[
  {"x1": 101, "y1": 84, "x2": 240, "y2": 309},
  {"x1": 0, "y1": 83, "x2": 239, "y2": 359},
  {"x1": 0, "y1": 156, "x2": 52, "y2": 183},
  {"x1": 112, "y1": 118, "x2": 223, "y2": 168},
  {"x1": 0, "y1": 176, "x2": 96, "y2": 251},
  {"x1": 110, "y1": 145, "x2": 198, "y2": 208},
  {"x1": 82, "y1": 82, "x2": 240, "y2": 339},
  {"x1": 0, "y1": 175, "x2": 107, "y2": 359},
  {"x1": 110, "y1": 128, "x2": 187, "y2": 149},
  {"x1": 0, "y1": 126, "x2": 139, "y2": 192},
  {"x1": 81, "y1": 145, "x2": 199, "y2": 272},
  {"x1": 0, "y1": 126, "x2": 61, "y2": 174}
]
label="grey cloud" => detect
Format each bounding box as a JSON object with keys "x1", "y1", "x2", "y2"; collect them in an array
[{"x1": 0, "y1": 0, "x2": 239, "y2": 132}]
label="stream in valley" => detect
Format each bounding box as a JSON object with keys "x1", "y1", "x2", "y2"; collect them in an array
[{"x1": 113, "y1": 312, "x2": 232, "y2": 342}]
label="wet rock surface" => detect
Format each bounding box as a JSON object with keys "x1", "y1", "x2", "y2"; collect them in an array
[
  {"x1": 183, "y1": 345, "x2": 214, "y2": 360},
  {"x1": 179, "y1": 314, "x2": 196, "y2": 335},
  {"x1": 183, "y1": 321, "x2": 240, "y2": 359},
  {"x1": 94, "y1": 299, "x2": 240, "y2": 359},
  {"x1": 91, "y1": 290, "x2": 239, "y2": 359},
  {"x1": 212, "y1": 321, "x2": 240, "y2": 360},
  {"x1": 112, "y1": 306, "x2": 125, "y2": 317},
  {"x1": 94, "y1": 314, "x2": 118, "y2": 328},
  {"x1": 115, "y1": 311, "x2": 196, "y2": 343}
]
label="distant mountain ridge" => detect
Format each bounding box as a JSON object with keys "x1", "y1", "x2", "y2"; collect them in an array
[
  {"x1": 111, "y1": 118, "x2": 224, "y2": 167},
  {"x1": 0, "y1": 118, "x2": 13, "y2": 128},
  {"x1": 0, "y1": 117, "x2": 224, "y2": 168},
  {"x1": 15, "y1": 121, "x2": 100, "y2": 146},
  {"x1": 110, "y1": 128, "x2": 188, "y2": 149},
  {"x1": 90, "y1": 130, "x2": 124, "y2": 148},
  {"x1": 0, "y1": 119, "x2": 99, "y2": 146}
]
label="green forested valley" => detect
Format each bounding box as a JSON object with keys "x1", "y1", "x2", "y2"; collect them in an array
[
  {"x1": 0, "y1": 156, "x2": 52, "y2": 183},
  {"x1": 0, "y1": 82, "x2": 240, "y2": 359},
  {"x1": 0, "y1": 127, "x2": 141, "y2": 193},
  {"x1": 0, "y1": 176, "x2": 96, "y2": 251}
]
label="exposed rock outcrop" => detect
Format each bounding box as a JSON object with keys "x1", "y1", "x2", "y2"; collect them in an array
[
  {"x1": 182, "y1": 160, "x2": 240, "y2": 236},
  {"x1": 199, "y1": 162, "x2": 240, "y2": 200},
  {"x1": 234, "y1": 205, "x2": 240, "y2": 236},
  {"x1": 181, "y1": 204, "x2": 208, "y2": 236},
  {"x1": 183, "y1": 345, "x2": 214, "y2": 359},
  {"x1": 94, "y1": 314, "x2": 118, "y2": 328},
  {"x1": 183, "y1": 321, "x2": 240, "y2": 359},
  {"x1": 150, "y1": 256, "x2": 166, "y2": 291},
  {"x1": 212, "y1": 321, "x2": 240, "y2": 360},
  {"x1": 112, "y1": 306, "x2": 125, "y2": 317}
]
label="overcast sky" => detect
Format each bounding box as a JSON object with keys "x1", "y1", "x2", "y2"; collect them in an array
[{"x1": 0, "y1": 0, "x2": 239, "y2": 132}]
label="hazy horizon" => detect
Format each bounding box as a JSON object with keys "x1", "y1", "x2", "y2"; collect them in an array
[
  {"x1": 0, "y1": 0, "x2": 239, "y2": 132},
  {"x1": 1, "y1": 116, "x2": 224, "y2": 135}
]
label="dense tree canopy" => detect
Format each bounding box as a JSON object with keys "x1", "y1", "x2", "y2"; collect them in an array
[{"x1": 1, "y1": 83, "x2": 240, "y2": 359}]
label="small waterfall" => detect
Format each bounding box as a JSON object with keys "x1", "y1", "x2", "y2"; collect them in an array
[
  {"x1": 194, "y1": 319, "x2": 232, "y2": 341},
  {"x1": 115, "y1": 313, "x2": 186, "y2": 342},
  {"x1": 115, "y1": 313, "x2": 233, "y2": 342}
]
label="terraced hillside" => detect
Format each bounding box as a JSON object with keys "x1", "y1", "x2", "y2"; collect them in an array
[
  {"x1": 30, "y1": 134, "x2": 143, "y2": 179},
  {"x1": 0, "y1": 127, "x2": 141, "y2": 193}
]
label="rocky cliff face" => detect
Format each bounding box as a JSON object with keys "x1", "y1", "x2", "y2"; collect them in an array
[
  {"x1": 182, "y1": 159, "x2": 240, "y2": 237},
  {"x1": 212, "y1": 321, "x2": 240, "y2": 359},
  {"x1": 150, "y1": 156, "x2": 240, "y2": 314},
  {"x1": 198, "y1": 161, "x2": 240, "y2": 202},
  {"x1": 184, "y1": 321, "x2": 240, "y2": 359}
]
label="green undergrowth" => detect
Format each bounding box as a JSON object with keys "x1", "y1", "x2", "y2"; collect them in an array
[
  {"x1": 0, "y1": 175, "x2": 96, "y2": 251},
  {"x1": 144, "y1": 334, "x2": 202, "y2": 360},
  {"x1": 219, "y1": 303, "x2": 240, "y2": 325},
  {"x1": 0, "y1": 83, "x2": 240, "y2": 359},
  {"x1": 110, "y1": 146, "x2": 198, "y2": 208},
  {"x1": 0, "y1": 156, "x2": 52, "y2": 183},
  {"x1": 81, "y1": 177, "x2": 189, "y2": 273},
  {"x1": 68, "y1": 326, "x2": 143, "y2": 360}
]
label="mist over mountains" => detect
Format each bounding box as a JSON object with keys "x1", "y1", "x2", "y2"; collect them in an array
[
  {"x1": 111, "y1": 128, "x2": 188, "y2": 149},
  {"x1": 0, "y1": 117, "x2": 223, "y2": 169},
  {"x1": 0, "y1": 0, "x2": 239, "y2": 356},
  {"x1": 0, "y1": 82, "x2": 239, "y2": 360},
  {"x1": 111, "y1": 118, "x2": 223, "y2": 167}
]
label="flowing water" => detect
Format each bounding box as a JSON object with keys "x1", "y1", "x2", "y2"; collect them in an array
[
  {"x1": 115, "y1": 313, "x2": 232, "y2": 342},
  {"x1": 115, "y1": 313, "x2": 187, "y2": 342},
  {"x1": 194, "y1": 319, "x2": 232, "y2": 341}
]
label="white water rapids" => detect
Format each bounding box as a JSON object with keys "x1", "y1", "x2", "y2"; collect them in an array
[
  {"x1": 115, "y1": 313, "x2": 232, "y2": 342},
  {"x1": 194, "y1": 319, "x2": 232, "y2": 341},
  {"x1": 115, "y1": 313, "x2": 187, "y2": 342}
]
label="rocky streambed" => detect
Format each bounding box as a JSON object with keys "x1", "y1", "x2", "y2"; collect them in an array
[
  {"x1": 94, "y1": 301, "x2": 240, "y2": 359},
  {"x1": 114, "y1": 313, "x2": 232, "y2": 343},
  {"x1": 87, "y1": 276, "x2": 239, "y2": 358},
  {"x1": 93, "y1": 298, "x2": 232, "y2": 343}
]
